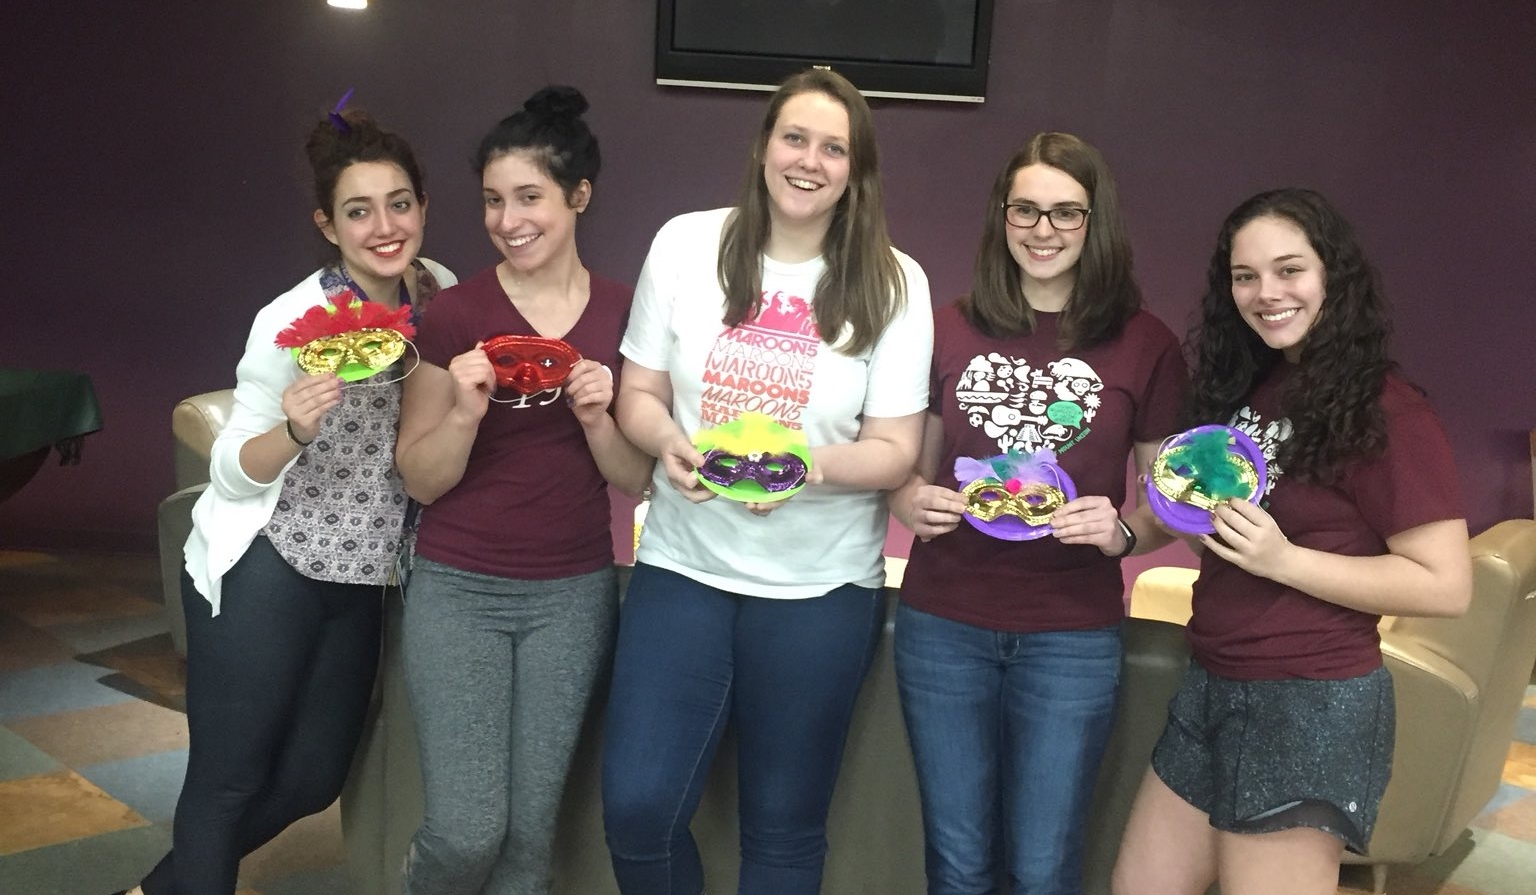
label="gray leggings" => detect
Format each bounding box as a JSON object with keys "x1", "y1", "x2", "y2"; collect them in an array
[{"x1": 402, "y1": 558, "x2": 618, "y2": 895}]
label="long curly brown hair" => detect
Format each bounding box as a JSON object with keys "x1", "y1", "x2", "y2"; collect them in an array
[{"x1": 1185, "y1": 188, "x2": 1396, "y2": 483}]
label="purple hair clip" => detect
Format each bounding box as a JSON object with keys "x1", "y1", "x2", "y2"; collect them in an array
[{"x1": 328, "y1": 87, "x2": 355, "y2": 133}]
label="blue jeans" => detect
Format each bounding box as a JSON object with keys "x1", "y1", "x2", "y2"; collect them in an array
[
  {"x1": 601, "y1": 563, "x2": 883, "y2": 895},
  {"x1": 894, "y1": 603, "x2": 1121, "y2": 895}
]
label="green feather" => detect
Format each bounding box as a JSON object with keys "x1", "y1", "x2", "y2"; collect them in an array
[{"x1": 1181, "y1": 430, "x2": 1248, "y2": 500}]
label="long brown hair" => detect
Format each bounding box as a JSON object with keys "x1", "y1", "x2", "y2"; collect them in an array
[
  {"x1": 961, "y1": 132, "x2": 1140, "y2": 348},
  {"x1": 717, "y1": 69, "x2": 906, "y2": 356}
]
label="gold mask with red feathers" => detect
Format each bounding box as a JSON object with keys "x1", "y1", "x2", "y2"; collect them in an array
[{"x1": 274, "y1": 291, "x2": 416, "y2": 382}]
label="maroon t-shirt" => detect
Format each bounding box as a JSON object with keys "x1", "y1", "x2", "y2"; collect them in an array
[
  {"x1": 412, "y1": 267, "x2": 632, "y2": 579},
  {"x1": 1186, "y1": 368, "x2": 1465, "y2": 680},
  {"x1": 901, "y1": 305, "x2": 1187, "y2": 632}
]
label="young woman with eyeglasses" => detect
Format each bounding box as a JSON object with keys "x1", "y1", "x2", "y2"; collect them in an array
[{"x1": 889, "y1": 132, "x2": 1187, "y2": 894}]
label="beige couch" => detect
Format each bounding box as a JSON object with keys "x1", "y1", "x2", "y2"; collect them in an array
[
  {"x1": 170, "y1": 391, "x2": 1536, "y2": 894},
  {"x1": 342, "y1": 567, "x2": 936, "y2": 895},
  {"x1": 158, "y1": 391, "x2": 1307, "y2": 894},
  {"x1": 339, "y1": 564, "x2": 1193, "y2": 895},
  {"x1": 156, "y1": 388, "x2": 236, "y2": 656}
]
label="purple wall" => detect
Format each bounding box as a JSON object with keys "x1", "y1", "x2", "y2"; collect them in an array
[{"x1": 3, "y1": 0, "x2": 1531, "y2": 554}]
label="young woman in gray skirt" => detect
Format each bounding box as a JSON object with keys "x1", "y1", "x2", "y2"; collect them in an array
[{"x1": 1112, "y1": 188, "x2": 1471, "y2": 895}]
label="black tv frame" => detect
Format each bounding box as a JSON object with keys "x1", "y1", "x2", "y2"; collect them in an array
[{"x1": 655, "y1": 1, "x2": 995, "y2": 104}]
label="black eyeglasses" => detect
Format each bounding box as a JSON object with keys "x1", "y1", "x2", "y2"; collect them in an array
[{"x1": 1001, "y1": 203, "x2": 1092, "y2": 231}]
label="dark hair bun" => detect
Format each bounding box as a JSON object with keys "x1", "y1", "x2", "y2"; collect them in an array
[
  {"x1": 473, "y1": 85, "x2": 599, "y2": 189},
  {"x1": 524, "y1": 86, "x2": 588, "y2": 121}
]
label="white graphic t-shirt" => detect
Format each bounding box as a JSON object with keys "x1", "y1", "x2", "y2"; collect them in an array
[{"x1": 622, "y1": 208, "x2": 933, "y2": 598}]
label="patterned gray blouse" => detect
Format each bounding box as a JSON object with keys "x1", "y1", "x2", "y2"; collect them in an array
[{"x1": 262, "y1": 262, "x2": 442, "y2": 585}]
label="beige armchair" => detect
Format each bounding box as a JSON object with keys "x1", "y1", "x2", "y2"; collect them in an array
[
  {"x1": 1343, "y1": 518, "x2": 1536, "y2": 891},
  {"x1": 156, "y1": 388, "x2": 235, "y2": 655},
  {"x1": 1119, "y1": 519, "x2": 1536, "y2": 894}
]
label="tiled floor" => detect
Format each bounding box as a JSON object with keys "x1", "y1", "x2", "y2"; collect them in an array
[
  {"x1": 0, "y1": 550, "x2": 347, "y2": 895},
  {"x1": 0, "y1": 549, "x2": 1533, "y2": 895}
]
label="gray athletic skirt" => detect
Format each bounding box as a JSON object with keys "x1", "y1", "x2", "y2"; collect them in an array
[{"x1": 1150, "y1": 661, "x2": 1394, "y2": 853}]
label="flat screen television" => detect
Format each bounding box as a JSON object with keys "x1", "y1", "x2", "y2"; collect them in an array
[{"x1": 656, "y1": 0, "x2": 995, "y2": 103}]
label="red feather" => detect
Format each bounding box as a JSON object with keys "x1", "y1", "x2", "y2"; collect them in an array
[
  {"x1": 274, "y1": 289, "x2": 416, "y2": 348},
  {"x1": 356, "y1": 299, "x2": 416, "y2": 339}
]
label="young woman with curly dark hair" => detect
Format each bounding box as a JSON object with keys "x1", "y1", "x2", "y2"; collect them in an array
[{"x1": 1112, "y1": 188, "x2": 1472, "y2": 895}]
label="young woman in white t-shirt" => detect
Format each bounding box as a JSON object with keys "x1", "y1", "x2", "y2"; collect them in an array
[{"x1": 600, "y1": 68, "x2": 933, "y2": 894}]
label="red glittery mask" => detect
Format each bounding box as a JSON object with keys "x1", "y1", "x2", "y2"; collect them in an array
[{"x1": 482, "y1": 335, "x2": 582, "y2": 395}]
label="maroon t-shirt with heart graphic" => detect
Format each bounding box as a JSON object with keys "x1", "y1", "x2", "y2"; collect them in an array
[{"x1": 901, "y1": 304, "x2": 1187, "y2": 632}]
